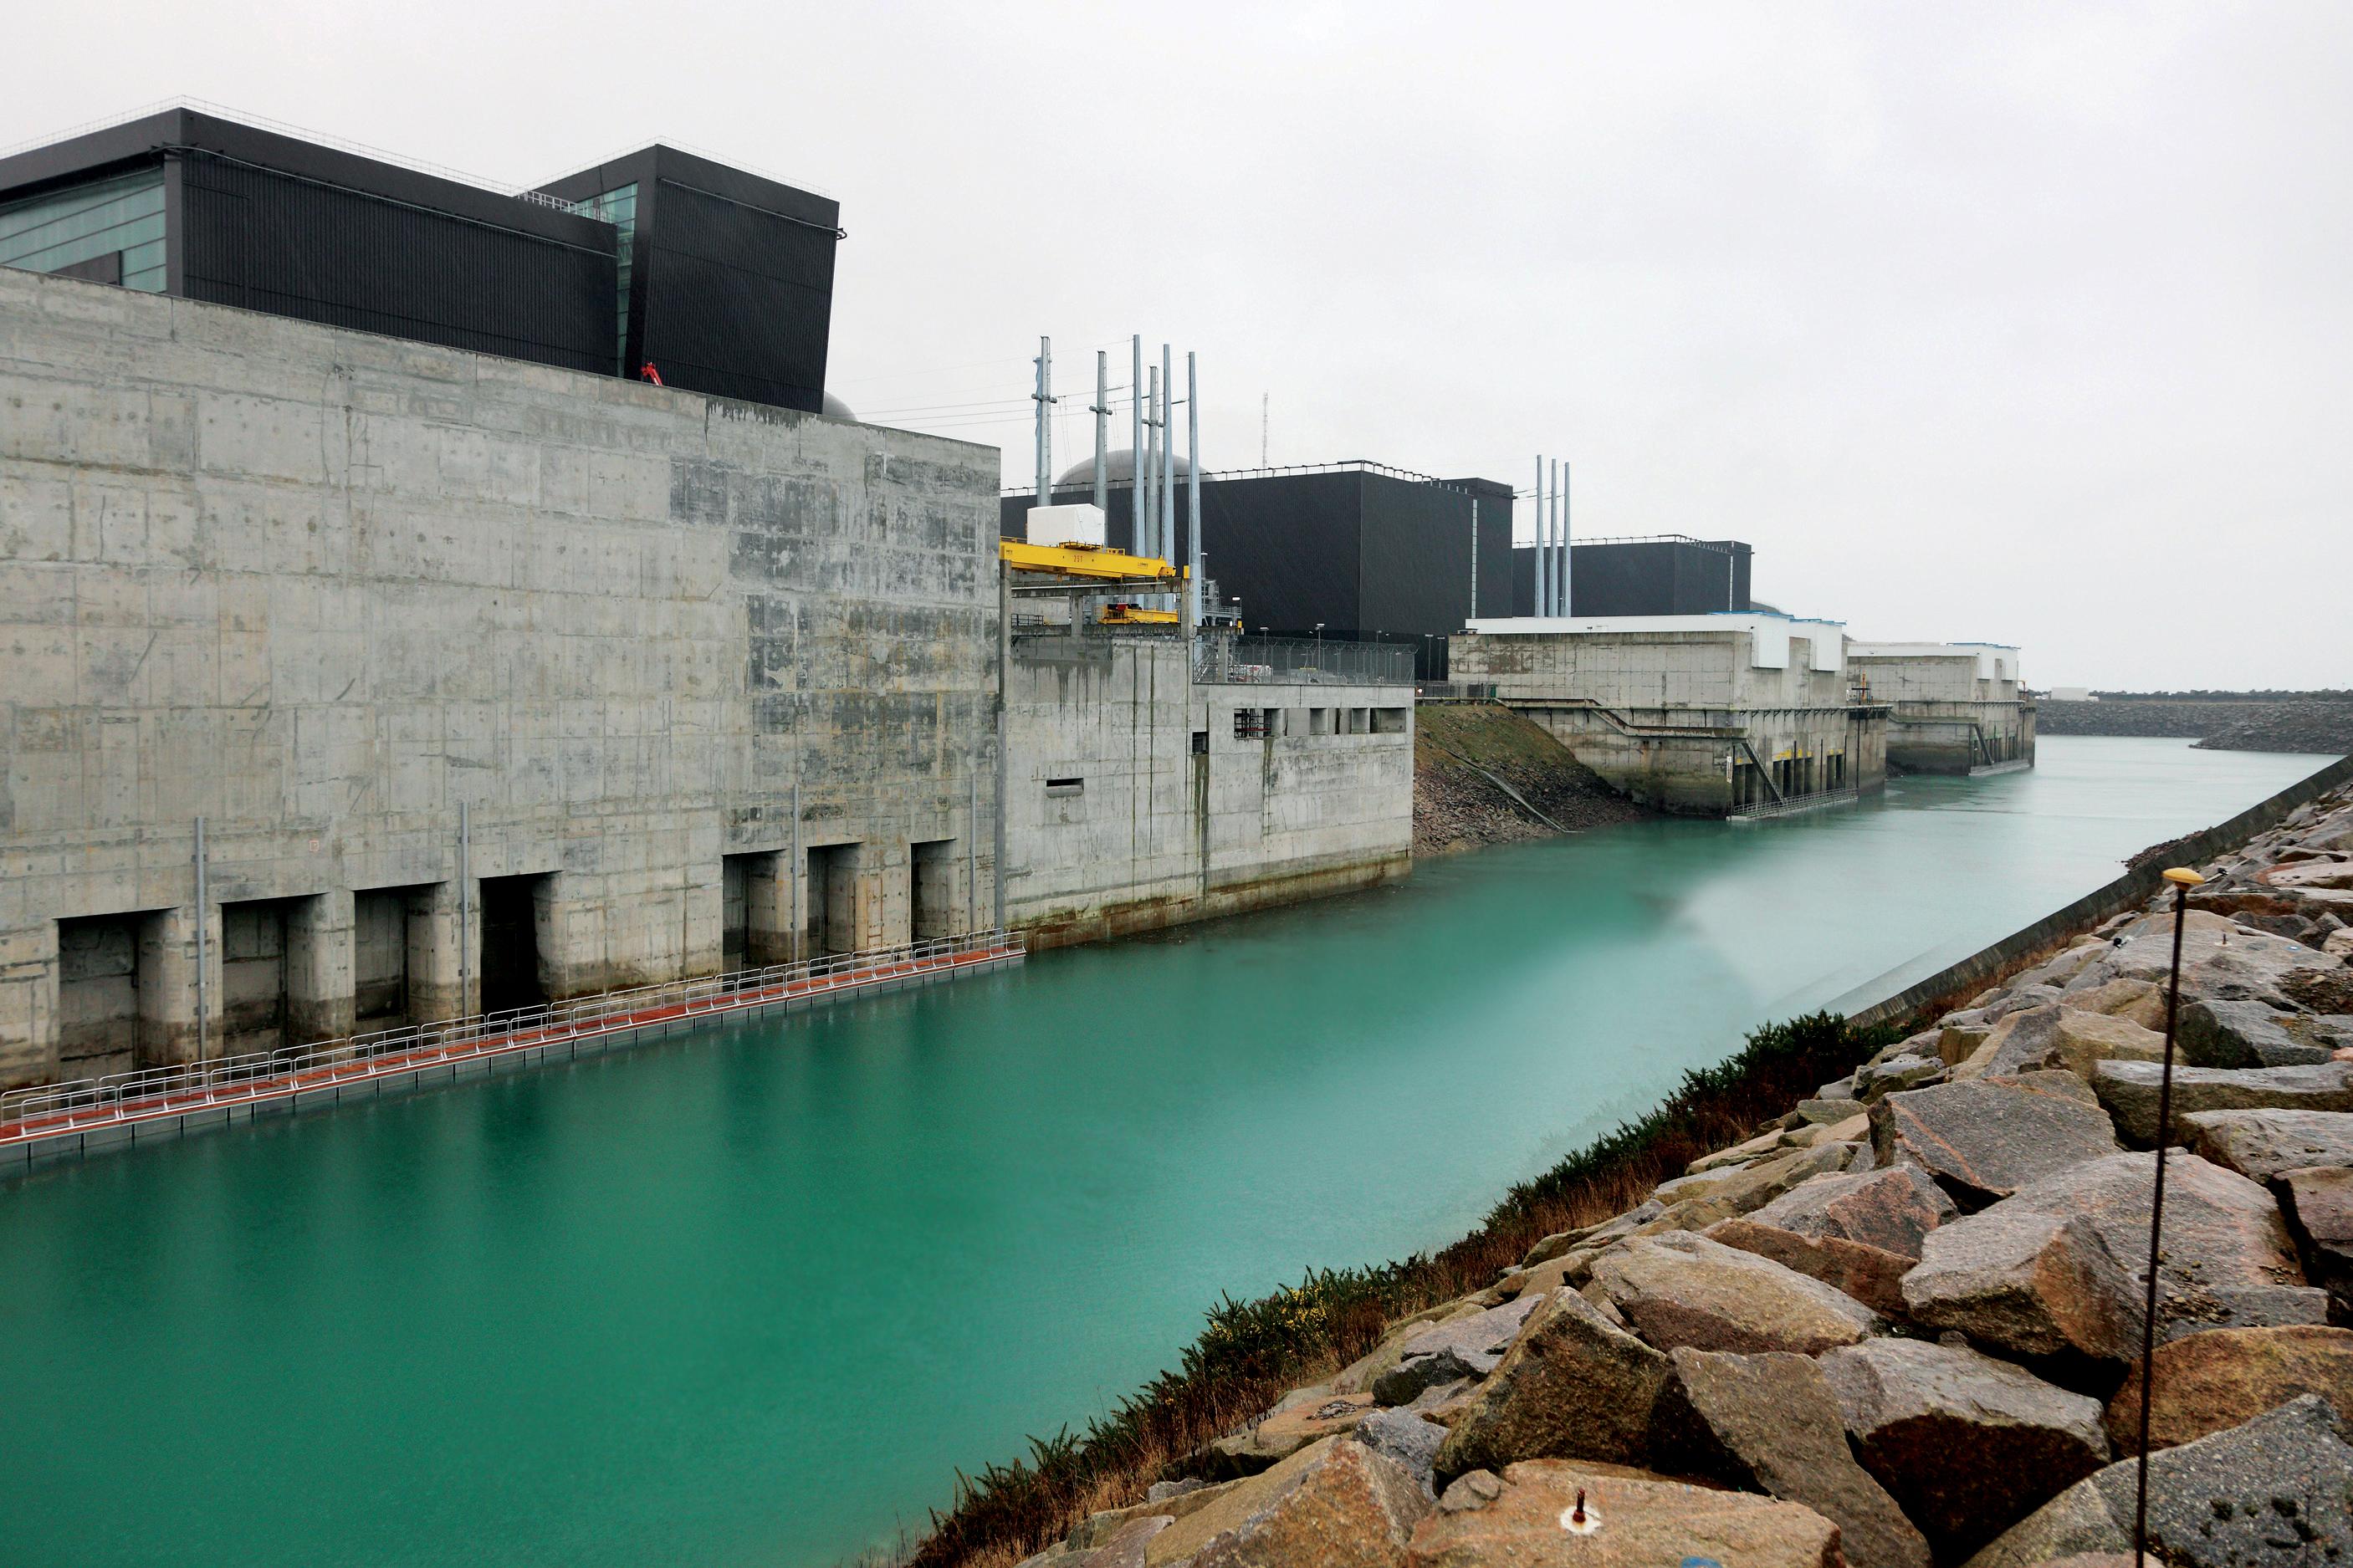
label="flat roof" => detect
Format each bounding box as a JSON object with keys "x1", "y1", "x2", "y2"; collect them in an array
[{"x1": 1462, "y1": 612, "x2": 1846, "y2": 672}]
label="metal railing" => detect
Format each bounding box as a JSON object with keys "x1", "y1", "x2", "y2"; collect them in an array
[
  {"x1": 1415, "y1": 681, "x2": 1500, "y2": 702},
  {"x1": 2, "y1": 929, "x2": 1021, "y2": 1140},
  {"x1": 1195, "y1": 636, "x2": 1414, "y2": 687}
]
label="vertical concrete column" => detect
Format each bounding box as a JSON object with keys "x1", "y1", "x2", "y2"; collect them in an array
[
  {"x1": 405, "y1": 881, "x2": 472, "y2": 1022},
  {"x1": 136, "y1": 902, "x2": 217, "y2": 1065},
  {"x1": 680, "y1": 856, "x2": 724, "y2": 981},
  {"x1": 0, "y1": 921, "x2": 63, "y2": 1088},
  {"x1": 286, "y1": 889, "x2": 356, "y2": 1045},
  {"x1": 745, "y1": 854, "x2": 794, "y2": 967}
]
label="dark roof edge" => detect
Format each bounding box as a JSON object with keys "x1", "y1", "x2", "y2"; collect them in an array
[{"x1": 535, "y1": 145, "x2": 838, "y2": 230}]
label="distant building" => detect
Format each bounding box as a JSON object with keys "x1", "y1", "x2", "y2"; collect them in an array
[
  {"x1": 1510, "y1": 535, "x2": 1753, "y2": 616},
  {"x1": 1449, "y1": 614, "x2": 1888, "y2": 815},
  {"x1": 0, "y1": 106, "x2": 841, "y2": 411},
  {"x1": 1003, "y1": 461, "x2": 1517, "y2": 678},
  {"x1": 2048, "y1": 687, "x2": 2095, "y2": 703},
  {"x1": 1847, "y1": 642, "x2": 2035, "y2": 774}
]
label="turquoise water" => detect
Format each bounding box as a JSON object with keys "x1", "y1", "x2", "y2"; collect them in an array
[{"x1": 0, "y1": 738, "x2": 2325, "y2": 1567}]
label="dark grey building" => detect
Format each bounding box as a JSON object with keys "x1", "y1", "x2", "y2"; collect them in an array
[
  {"x1": 1002, "y1": 462, "x2": 1516, "y2": 677},
  {"x1": 1510, "y1": 535, "x2": 1752, "y2": 616},
  {"x1": 0, "y1": 107, "x2": 841, "y2": 411}
]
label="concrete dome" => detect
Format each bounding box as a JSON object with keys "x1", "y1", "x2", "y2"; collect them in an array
[
  {"x1": 821, "y1": 392, "x2": 857, "y2": 421},
  {"x1": 1055, "y1": 448, "x2": 1193, "y2": 487}
]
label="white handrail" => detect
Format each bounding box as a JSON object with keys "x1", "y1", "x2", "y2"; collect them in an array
[{"x1": 3, "y1": 930, "x2": 1020, "y2": 1136}]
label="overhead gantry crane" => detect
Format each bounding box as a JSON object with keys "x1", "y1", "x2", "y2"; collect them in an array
[{"x1": 999, "y1": 539, "x2": 1189, "y2": 631}]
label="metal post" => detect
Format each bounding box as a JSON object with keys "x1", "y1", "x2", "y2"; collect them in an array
[
  {"x1": 1130, "y1": 335, "x2": 1143, "y2": 554},
  {"x1": 192, "y1": 816, "x2": 207, "y2": 1066},
  {"x1": 1092, "y1": 350, "x2": 1109, "y2": 515},
  {"x1": 1186, "y1": 350, "x2": 1201, "y2": 628},
  {"x1": 2137, "y1": 866, "x2": 2203, "y2": 1559},
  {"x1": 1561, "y1": 459, "x2": 1573, "y2": 617},
  {"x1": 1042, "y1": 336, "x2": 1054, "y2": 498},
  {"x1": 1143, "y1": 365, "x2": 1159, "y2": 559},
  {"x1": 1159, "y1": 344, "x2": 1175, "y2": 593},
  {"x1": 791, "y1": 774, "x2": 803, "y2": 960},
  {"x1": 458, "y1": 801, "x2": 471, "y2": 1019},
  {"x1": 968, "y1": 770, "x2": 979, "y2": 936},
  {"x1": 1550, "y1": 458, "x2": 1563, "y2": 616},
  {"x1": 1534, "y1": 456, "x2": 1547, "y2": 617}
]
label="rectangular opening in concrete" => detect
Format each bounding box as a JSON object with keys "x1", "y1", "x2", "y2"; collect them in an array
[
  {"x1": 220, "y1": 897, "x2": 296, "y2": 1058},
  {"x1": 55, "y1": 911, "x2": 161, "y2": 1078},
  {"x1": 805, "y1": 843, "x2": 861, "y2": 956},
  {"x1": 1044, "y1": 777, "x2": 1083, "y2": 795},
  {"x1": 910, "y1": 839, "x2": 957, "y2": 942},
  {"x1": 353, "y1": 886, "x2": 431, "y2": 1032},
  {"x1": 1234, "y1": 707, "x2": 1269, "y2": 739},
  {"x1": 1373, "y1": 707, "x2": 1408, "y2": 734},
  {"x1": 720, "y1": 852, "x2": 785, "y2": 973},
  {"x1": 478, "y1": 874, "x2": 549, "y2": 1014}
]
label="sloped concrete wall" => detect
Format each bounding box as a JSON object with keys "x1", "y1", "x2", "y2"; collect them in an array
[{"x1": 0, "y1": 267, "x2": 998, "y2": 1088}]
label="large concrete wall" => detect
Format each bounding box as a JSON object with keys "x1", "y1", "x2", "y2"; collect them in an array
[
  {"x1": 1848, "y1": 650, "x2": 2034, "y2": 774},
  {"x1": 0, "y1": 266, "x2": 1000, "y2": 1089},
  {"x1": 1003, "y1": 636, "x2": 1413, "y2": 945}
]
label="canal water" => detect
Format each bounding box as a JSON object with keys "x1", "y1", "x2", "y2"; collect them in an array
[{"x1": 0, "y1": 738, "x2": 2325, "y2": 1568}]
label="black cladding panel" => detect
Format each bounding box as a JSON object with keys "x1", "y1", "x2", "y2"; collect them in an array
[
  {"x1": 176, "y1": 152, "x2": 615, "y2": 374},
  {"x1": 1512, "y1": 539, "x2": 1752, "y2": 615},
  {"x1": 1358, "y1": 471, "x2": 1477, "y2": 638},
  {"x1": 636, "y1": 179, "x2": 836, "y2": 411}
]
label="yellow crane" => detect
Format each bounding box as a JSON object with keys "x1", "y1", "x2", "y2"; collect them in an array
[{"x1": 998, "y1": 539, "x2": 1183, "y2": 584}]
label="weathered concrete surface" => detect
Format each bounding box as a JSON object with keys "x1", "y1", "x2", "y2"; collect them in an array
[
  {"x1": 1004, "y1": 638, "x2": 1412, "y2": 947},
  {"x1": 0, "y1": 265, "x2": 1000, "y2": 1085}
]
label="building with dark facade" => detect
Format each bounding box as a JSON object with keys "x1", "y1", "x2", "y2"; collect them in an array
[
  {"x1": 1002, "y1": 462, "x2": 1517, "y2": 677},
  {"x1": 1510, "y1": 535, "x2": 1752, "y2": 617},
  {"x1": 0, "y1": 106, "x2": 841, "y2": 412}
]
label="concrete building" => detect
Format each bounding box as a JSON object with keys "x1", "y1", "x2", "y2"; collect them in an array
[
  {"x1": 1004, "y1": 461, "x2": 1517, "y2": 678},
  {"x1": 1003, "y1": 636, "x2": 1412, "y2": 945},
  {"x1": 1847, "y1": 642, "x2": 2035, "y2": 774},
  {"x1": 1509, "y1": 534, "x2": 1753, "y2": 618},
  {"x1": 0, "y1": 264, "x2": 995, "y2": 1090},
  {"x1": 1447, "y1": 614, "x2": 1889, "y2": 815}
]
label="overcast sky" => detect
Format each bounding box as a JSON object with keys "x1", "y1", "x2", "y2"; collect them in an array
[{"x1": 10, "y1": 2, "x2": 2349, "y2": 688}]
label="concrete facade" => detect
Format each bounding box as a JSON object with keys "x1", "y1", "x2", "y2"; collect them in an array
[
  {"x1": 1447, "y1": 615, "x2": 1888, "y2": 815},
  {"x1": 1847, "y1": 642, "x2": 2035, "y2": 774},
  {"x1": 0, "y1": 266, "x2": 999, "y2": 1090},
  {"x1": 1003, "y1": 636, "x2": 1413, "y2": 945}
]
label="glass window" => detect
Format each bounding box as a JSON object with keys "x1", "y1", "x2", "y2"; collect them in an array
[
  {"x1": 0, "y1": 167, "x2": 168, "y2": 293},
  {"x1": 567, "y1": 183, "x2": 637, "y2": 370}
]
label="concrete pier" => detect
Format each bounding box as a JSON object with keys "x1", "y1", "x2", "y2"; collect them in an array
[{"x1": 1846, "y1": 642, "x2": 2036, "y2": 774}]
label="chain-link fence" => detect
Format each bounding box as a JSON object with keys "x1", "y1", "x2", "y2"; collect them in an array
[{"x1": 1194, "y1": 635, "x2": 1415, "y2": 687}]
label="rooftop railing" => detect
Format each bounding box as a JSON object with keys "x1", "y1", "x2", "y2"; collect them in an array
[{"x1": 1194, "y1": 636, "x2": 1415, "y2": 687}]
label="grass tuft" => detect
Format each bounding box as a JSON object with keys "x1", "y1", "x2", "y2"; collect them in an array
[{"x1": 906, "y1": 1010, "x2": 1899, "y2": 1567}]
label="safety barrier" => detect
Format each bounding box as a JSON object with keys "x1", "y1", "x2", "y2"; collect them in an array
[{"x1": 2, "y1": 929, "x2": 1024, "y2": 1158}]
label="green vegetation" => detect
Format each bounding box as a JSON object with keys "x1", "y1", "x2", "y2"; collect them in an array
[{"x1": 908, "y1": 1010, "x2": 1902, "y2": 1568}]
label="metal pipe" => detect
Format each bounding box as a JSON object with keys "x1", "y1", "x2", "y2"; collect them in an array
[
  {"x1": 192, "y1": 816, "x2": 207, "y2": 1066},
  {"x1": 968, "y1": 770, "x2": 979, "y2": 936},
  {"x1": 1092, "y1": 350, "x2": 1108, "y2": 515},
  {"x1": 1160, "y1": 344, "x2": 1174, "y2": 591},
  {"x1": 994, "y1": 558, "x2": 1010, "y2": 932},
  {"x1": 791, "y1": 774, "x2": 803, "y2": 961},
  {"x1": 1561, "y1": 459, "x2": 1573, "y2": 616},
  {"x1": 1186, "y1": 350, "x2": 1201, "y2": 627},
  {"x1": 2138, "y1": 867, "x2": 2203, "y2": 1560},
  {"x1": 1143, "y1": 365, "x2": 1159, "y2": 559},
  {"x1": 1130, "y1": 335, "x2": 1143, "y2": 554},
  {"x1": 1534, "y1": 456, "x2": 1548, "y2": 617},
  {"x1": 1043, "y1": 337, "x2": 1054, "y2": 499}
]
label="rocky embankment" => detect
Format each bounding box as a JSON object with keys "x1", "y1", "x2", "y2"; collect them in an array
[
  {"x1": 1010, "y1": 783, "x2": 2353, "y2": 1568},
  {"x1": 1414, "y1": 704, "x2": 1653, "y2": 856},
  {"x1": 2039, "y1": 697, "x2": 2353, "y2": 755}
]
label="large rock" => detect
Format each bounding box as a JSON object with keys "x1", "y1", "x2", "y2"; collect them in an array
[
  {"x1": 1819, "y1": 1336, "x2": 2109, "y2": 1559},
  {"x1": 1030, "y1": 1514, "x2": 1173, "y2": 1568},
  {"x1": 1429, "y1": 1288, "x2": 1667, "y2": 1483},
  {"x1": 1981, "y1": 1005, "x2": 2169, "y2": 1077},
  {"x1": 1917, "y1": 1151, "x2": 2325, "y2": 1346},
  {"x1": 2090, "y1": 1059, "x2": 2353, "y2": 1145},
  {"x1": 1589, "y1": 1230, "x2": 1880, "y2": 1355},
  {"x1": 1704, "y1": 1218, "x2": 1916, "y2": 1316},
  {"x1": 1143, "y1": 1436, "x2": 1429, "y2": 1567},
  {"x1": 1902, "y1": 1208, "x2": 2145, "y2": 1363},
  {"x1": 1747, "y1": 1163, "x2": 1957, "y2": 1257},
  {"x1": 2181, "y1": 997, "x2": 2338, "y2": 1067},
  {"x1": 1649, "y1": 1139, "x2": 1860, "y2": 1226},
  {"x1": 1854, "y1": 1052, "x2": 1949, "y2": 1101},
  {"x1": 2280, "y1": 1164, "x2": 2353, "y2": 1314},
  {"x1": 1351, "y1": 1412, "x2": 1448, "y2": 1499},
  {"x1": 2064, "y1": 977, "x2": 2169, "y2": 1029},
  {"x1": 1372, "y1": 1294, "x2": 1547, "y2": 1406},
  {"x1": 2106, "y1": 909, "x2": 2345, "y2": 1008},
  {"x1": 1210, "y1": 1390, "x2": 1378, "y2": 1473},
  {"x1": 1648, "y1": 1346, "x2": 1930, "y2": 1568},
  {"x1": 2103, "y1": 1324, "x2": 2353, "y2": 1453},
  {"x1": 1962, "y1": 1395, "x2": 2353, "y2": 1568},
  {"x1": 2184, "y1": 1107, "x2": 2353, "y2": 1182},
  {"x1": 1872, "y1": 1072, "x2": 2121, "y2": 1209},
  {"x1": 1403, "y1": 1459, "x2": 1843, "y2": 1568}
]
